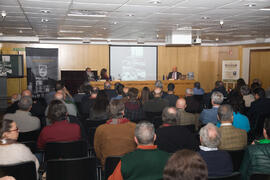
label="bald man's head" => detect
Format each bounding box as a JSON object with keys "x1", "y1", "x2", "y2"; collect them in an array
[
  {"x1": 54, "y1": 91, "x2": 64, "y2": 100},
  {"x1": 21, "y1": 89, "x2": 32, "y2": 97},
  {"x1": 176, "y1": 98, "x2": 187, "y2": 109}
]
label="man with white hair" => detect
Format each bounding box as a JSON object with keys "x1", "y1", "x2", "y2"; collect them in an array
[
  {"x1": 199, "y1": 123, "x2": 233, "y2": 177},
  {"x1": 4, "y1": 96, "x2": 40, "y2": 132},
  {"x1": 199, "y1": 91, "x2": 224, "y2": 125},
  {"x1": 109, "y1": 121, "x2": 169, "y2": 180}
]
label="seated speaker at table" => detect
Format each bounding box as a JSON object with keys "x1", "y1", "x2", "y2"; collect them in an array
[{"x1": 167, "y1": 66, "x2": 182, "y2": 80}]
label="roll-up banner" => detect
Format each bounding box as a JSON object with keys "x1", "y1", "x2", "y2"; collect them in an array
[{"x1": 26, "y1": 47, "x2": 58, "y2": 98}]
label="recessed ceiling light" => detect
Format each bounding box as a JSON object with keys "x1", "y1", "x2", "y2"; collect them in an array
[
  {"x1": 0, "y1": 32, "x2": 3, "y2": 36},
  {"x1": 215, "y1": 37, "x2": 219, "y2": 41},
  {"x1": 201, "y1": 16, "x2": 210, "y2": 20},
  {"x1": 40, "y1": 10, "x2": 50, "y2": 14},
  {"x1": 127, "y1": 14, "x2": 134, "y2": 17},
  {"x1": 41, "y1": 18, "x2": 49, "y2": 23},
  {"x1": 103, "y1": 27, "x2": 107, "y2": 30},
  {"x1": 245, "y1": 3, "x2": 256, "y2": 7},
  {"x1": 67, "y1": 13, "x2": 107, "y2": 17},
  {"x1": 59, "y1": 30, "x2": 84, "y2": 33},
  {"x1": 19, "y1": 30, "x2": 23, "y2": 33},
  {"x1": 1, "y1": 11, "x2": 7, "y2": 17},
  {"x1": 149, "y1": 0, "x2": 161, "y2": 4},
  {"x1": 113, "y1": 21, "x2": 118, "y2": 25}
]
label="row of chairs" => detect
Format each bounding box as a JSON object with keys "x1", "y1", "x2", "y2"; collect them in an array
[
  {"x1": 1, "y1": 159, "x2": 270, "y2": 180},
  {"x1": 0, "y1": 156, "x2": 97, "y2": 180}
]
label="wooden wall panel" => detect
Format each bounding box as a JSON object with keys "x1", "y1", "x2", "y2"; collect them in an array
[
  {"x1": 0, "y1": 43, "x2": 109, "y2": 97},
  {"x1": 4, "y1": 42, "x2": 270, "y2": 97},
  {"x1": 250, "y1": 50, "x2": 270, "y2": 89},
  {"x1": 198, "y1": 47, "x2": 219, "y2": 92}
]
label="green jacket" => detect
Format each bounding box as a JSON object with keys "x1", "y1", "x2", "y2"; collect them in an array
[
  {"x1": 240, "y1": 143, "x2": 270, "y2": 180},
  {"x1": 121, "y1": 147, "x2": 169, "y2": 180}
]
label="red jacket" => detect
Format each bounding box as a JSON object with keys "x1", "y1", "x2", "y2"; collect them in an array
[{"x1": 37, "y1": 120, "x2": 81, "y2": 149}]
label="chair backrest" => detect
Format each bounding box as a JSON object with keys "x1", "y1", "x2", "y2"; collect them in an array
[
  {"x1": 226, "y1": 150, "x2": 245, "y2": 172},
  {"x1": 181, "y1": 124, "x2": 195, "y2": 133},
  {"x1": 104, "y1": 156, "x2": 122, "y2": 180},
  {"x1": 86, "y1": 119, "x2": 107, "y2": 147},
  {"x1": 0, "y1": 161, "x2": 36, "y2": 180},
  {"x1": 250, "y1": 173, "x2": 270, "y2": 180},
  {"x1": 20, "y1": 141, "x2": 37, "y2": 154},
  {"x1": 45, "y1": 140, "x2": 88, "y2": 161},
  {"x1": 17, "y1": 130, "x2": 40, "y2": 142},
  {"x1": 47, "y1": 156, "x2": 96, "y2": 180},
  {"x1": 208, "y1": 172, "x2": 241, "y2": 180}
]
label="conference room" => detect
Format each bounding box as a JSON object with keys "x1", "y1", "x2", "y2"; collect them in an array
[{"x1": 0, "y1": 0, "x2": 270, "y2": 180}]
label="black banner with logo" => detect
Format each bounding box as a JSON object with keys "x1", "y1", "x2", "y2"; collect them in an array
[{"x1": 26, "y1": 47, "x2": 58, "y2": 98}]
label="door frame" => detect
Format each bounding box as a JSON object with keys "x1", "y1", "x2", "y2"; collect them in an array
[{"x1": 242, "y1": 46, "x2": 270, "y2": 85}]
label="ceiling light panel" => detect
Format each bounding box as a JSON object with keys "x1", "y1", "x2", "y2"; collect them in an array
[
  {"x1": 20, "y1": 0, "x2": 70, "y2": 9},
  {"x1": 73, "y1": 0, "x2": 128, "y2": 4},
  {"x1": 175, "y1": 0, "x2": 236, "y2": 9},
  {"x1": 127, "y1": 0, "x2": 186, "y2": 6},
  {"x1": 71, "y1": 3, "x2": 121, "y2": 11},
  {"x1": 221, "y1": 0, "x2": 270, "y2": 8}
]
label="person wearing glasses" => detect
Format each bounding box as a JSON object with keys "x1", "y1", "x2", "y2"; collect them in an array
[{"x1": 0, "y1": 119, "x2": 39, "y2": 173}]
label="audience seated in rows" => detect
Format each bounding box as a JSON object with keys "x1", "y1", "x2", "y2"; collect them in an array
[
  {"x1": 73, "y1": 83, "x2": 89, "y2": 104},
  {"x1": 193, "y1": 81, "x2": 205, "y2": 95},
  {"x1": 140, "y1": 87, "x2": 151, "y2": 105},
  {"x1": 217, "y1": 95, "x2": 250, "y2": 132},
  {"x1": 185, "y1": 88, "x2": 203, "y2": 113},
  {"x1": 45, "y1": 80, "x2": 74, "y2": 105},
  {"x1": 176, "y1": 98, "x2": 199, "y2": 130},
  {"x1": 37, "y1": 100, "x2": 81, "y2": 149},
  {"x1": 4, "y1": 96, "x2": 40, "y2": 133},
  {"x1": 0, "y1": 119, "x2": 39, "y2": 173},
  {"x1": 150, "y1": 80, "x2": 167, "y2": 99},
  {"x1": 109, "y1": 121, "x2": 169, "y2": 180},
  {"x1": 155, "y1": 107, "x2": 199, "y2": 153},
  {"x1": 198, "y1": 123, "x2": 233, "y2": 177},
  {"x1": 89, "y1": 90, "x2": 110, "y2": 121},
  {"x1": 248, "y1": 87, "x2": 270, "y2": 119},
  {"x1": 163, "y1": 149, "x2": 208, "y2": 180},
  {"x1": 240, "y1": 117, "x2": 270, "y2": 180},
  {"x1": 200, "y1": 91, "x2": 224, "y2": 125},
  {"x1": 79, "y1": 86, "x2": 96, "y2": 118},
  {"x1": 94, "y1": 99, "x2": 136, "y2": 168},
  {"x1": 45, "y1": 91, "x2": 77, "y2": 121},
  {"x1": 111, "y1": 83, "x2": 125, "y2": 101},
  {"x1": 143, "y1": 87, "x2": 169, "y2": 113},
  {"x1": 124, "y1": 88, "x2": 144, "y2": 123},
  {"x1": 211, "y1": 80, "x2": 228, "y2": 97},
  {"x1": 218, "y1": 104, "x2": 247, "y2": 151},
  {"x1": 6, "y1": 89, "x2": 45, "y2": 120},
  {"x1": 104, "y1": 81, "x2": 117, "y2": 101},
  {"x1": 164, "y1": 83, "x2": 179, "y2": 107},
  {"x1": 240, "y1": 85, "x2": 255, "y2": 108}
]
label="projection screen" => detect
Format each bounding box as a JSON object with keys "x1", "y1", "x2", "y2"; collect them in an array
[{"x1": 110, "y1": 46, "x2": 157, "y2": 81}]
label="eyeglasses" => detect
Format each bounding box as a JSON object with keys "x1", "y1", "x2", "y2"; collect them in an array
[{"x1": 9, "y1": 128, "x2": 19, "y2": 132}]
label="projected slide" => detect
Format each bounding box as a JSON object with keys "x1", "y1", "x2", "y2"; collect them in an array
[{"x1": 110, "y1": 46, "x2": 157, "y2": 81}]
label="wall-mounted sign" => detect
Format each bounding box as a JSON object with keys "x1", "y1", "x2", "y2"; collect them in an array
[{"x1": 222, "y1": 60, "x2": 240, "y2": 81}]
